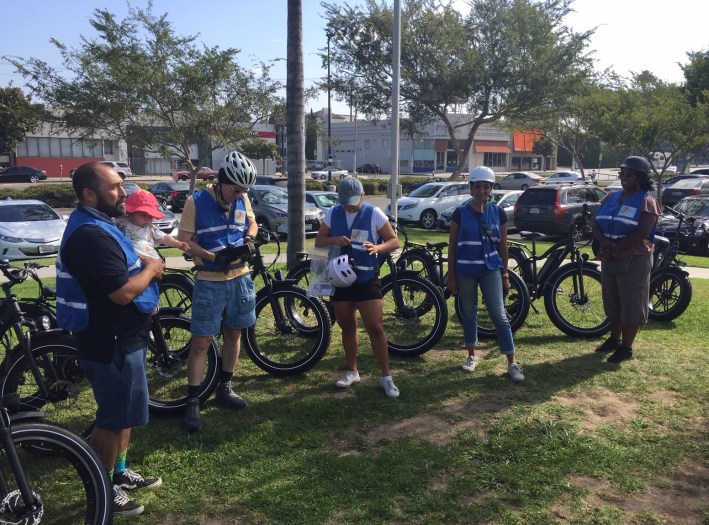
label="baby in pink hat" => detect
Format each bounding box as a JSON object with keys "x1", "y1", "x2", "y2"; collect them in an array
[{"x1": 117, "y1": 190, "x2": 190, "y2": 258}]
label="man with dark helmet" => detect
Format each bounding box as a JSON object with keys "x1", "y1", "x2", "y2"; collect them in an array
[
  {"x1": 592, "y1": 156, "x2": 661, "y2": 363},
  {"x1": 176, "y1": 151, "x2": 259, "y2": 431}
]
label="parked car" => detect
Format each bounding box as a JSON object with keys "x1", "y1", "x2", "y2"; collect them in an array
[
  {"x1": 305, "y1": 191, "x2": 339, "y2": 213},
  {"x1": 437, "y1": 190, "x2": 523, "y2": 231},
  {"x1": 387, "y1": 181, "x2": 470, "y2": 229},
  {"x1": 689, "y1": 168, "x2": 709, "y2": 175},
  {"x1": 255, "y1": 175, "x2": 288, "y2": 187},
  {"x1": 655, "y1": 195, "x2": 709, "y2": 255},
  {"x1": 543, "y1": 171, "x2": 584, "y2": 185},
  {"x1": 356, "y1": 163, "x2": 381, "y2": 174},
  {"x1": 492, "y1": 171, "x2": 543, "y2": 190},
  {"x1": 409, "y1": 176, "x2": 447, "y2": 193},
  {"x1": 171, "y1": 166, "x2": 217, "y2": 181},
  {"x1": 247, "y1": 185, "x2": 324, "y2": 236},
  {"x1": 311, "y1": 168, "x2": 349, "y2": 180},
  {"x1": 122, "y1": 182, "x2": 142, "y2": 195},
  {"x1": 149, "y1": 181, "x2": 190, "y2": 212},
  {"x1": 152, "y1": 200, "x2": 179, "y2": 235},
  {"x1": 0, "y1": 166, "x2": 47, "y2": 183},
  {"x1": 661, "y1": 177, "x2": 709, "y2": 207},
  {"x1": 513, "y1": 184, "x2": 606, "y2": 237},
  {"x1": 0, "y1": 199, "x2": 66, "y2": 259},
  {"x1": 661, "y1": 174, "x2": 708, "y2": 188},
  {"x1": 602, "y1": 179, "x2": 623, "y2": 194},
  {"x1": 306, "y1": 160, "x2": 326, "y2": 171},
  {"x1": 100, "y1": 161, "x2": 132, "y2": 179}
]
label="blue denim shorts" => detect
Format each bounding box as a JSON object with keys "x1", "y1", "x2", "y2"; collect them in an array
[
  {"x1": 81, "y1": 348, "x2": 149, "y2": 430},
  {"x1": 190, "y1": 274, "x2": 257, "y2": 336}
]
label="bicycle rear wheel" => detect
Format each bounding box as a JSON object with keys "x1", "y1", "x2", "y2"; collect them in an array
[
  {"x1": 648, "y1": 267, "x2": 692, "y2": 321},
  {"x1": 2, "y1": 422, "x2": 112, "y2": 525},
  {"x1": 0, "y1": 332, "x2": 96, "y2": 439},
  {"x1": 244, "y1": 287, "x2": 332, "y2": 376},
  {"x1": 146, "y1": 313, "x2": 220, "y2": 415},
  {"x1": 395, "y1": 248, "x2": 438, "y2": 284},
  {"x1": 159, "y1": 273, "x2": 194, "y2": 314},
  {"x1": 285, "y1": 260, "x2": 336, "y2": 322},
  {"x1": 382, "y1": 273, "x2": 448, "y2": 356},
  {"x1": 544, "y1": 263, "x2": 609, "y2": 338},
  {"x1": 454, "y1": 270, "x2": 530, "y2": 339}
]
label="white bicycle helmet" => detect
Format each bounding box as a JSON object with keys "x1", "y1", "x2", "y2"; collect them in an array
[
  {"x1": 468, "y1": 166, "x2": 496, "y2": 184},
  {"x1": 326, "y1": 255, "x2": 357, "y2": 288},
  {"x1": 219, "y1": 151, "x2": 258, "y2": 188}
]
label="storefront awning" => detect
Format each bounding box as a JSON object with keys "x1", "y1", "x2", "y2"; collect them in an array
[{"x1": 474, "y1": 140, "x2": 511, "y2": 153}]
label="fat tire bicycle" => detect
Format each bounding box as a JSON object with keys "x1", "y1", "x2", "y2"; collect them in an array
[{"x1": 0, "y1": 393, "x2": 112, "y2": 525}]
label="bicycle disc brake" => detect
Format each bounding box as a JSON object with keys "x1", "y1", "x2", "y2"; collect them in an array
[{"x1": 0, "y1": 490, "x2": 43, "y2": 525}]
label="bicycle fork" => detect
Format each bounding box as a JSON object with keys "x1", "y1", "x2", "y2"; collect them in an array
[{"x1": 0, "y1": 409, "x2": 41, "y2": 515}]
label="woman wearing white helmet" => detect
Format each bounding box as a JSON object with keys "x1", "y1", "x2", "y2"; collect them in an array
[
  {"x1": 447, "y1": 166, "x2": 525, "y2": 382},
  {"x1": 314, "y1": 177, "x2": 402, "y2": 398},
  {"x1": 175, "y1": 150, "x2": 259, "y2": 432}
]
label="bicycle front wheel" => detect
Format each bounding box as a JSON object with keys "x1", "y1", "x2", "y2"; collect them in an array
[
  {"x1": 146, "y1": 313, "x2": 220, "y2": 415},
  {"x1": 0, "y1": 332, "x2": 96, "y2": 439},
  {"x1": 382, "y1": 273, "x2": 448, "y2": 356},
  {"x1": 244, "y1": 287, "x2": 332, "y2": 376},
  {"x1": 455, "y1": 270, "x2": 530, "y2": 339},
  {"x1": 159, "y1": 272, "x2": 194, "y2": 313},
  {"x1": 648, "y1": 267, "x2": 692, "y2": 321},
  {"x1": 544, "y1": 263, "x2": 609, "y2": 338},
  {"x1": 2, "y1": 423, "x2": 112, "y2": 525},
  {"x1": 396, "y1": 248, "x2": 438, "y2": 284}
]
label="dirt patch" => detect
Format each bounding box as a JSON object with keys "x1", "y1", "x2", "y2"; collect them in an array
[
  {"x1": 563, "y1": 462, "x2": 709, "y2": 524},
  {"x1": 552, "y1": 389, "x2": 639, "y2": 431}
]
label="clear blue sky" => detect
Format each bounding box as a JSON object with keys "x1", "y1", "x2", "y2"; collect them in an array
[{"x1": 1, "y1": 0, "x2": 707, "y2": 116}]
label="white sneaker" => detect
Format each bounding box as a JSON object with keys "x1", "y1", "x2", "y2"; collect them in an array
[
  {"x1": 461, "y1": 355, "x2": 478, "y2": 373},
  {"x1": 508, "y1": 363, "x2": 525, "y2": 383},
  {"x1": 379, "y1": 377, "x2": 400, "y2": 398},
  {"x1": 335, "y1": 370, "x2": 360, "y2": 388}
]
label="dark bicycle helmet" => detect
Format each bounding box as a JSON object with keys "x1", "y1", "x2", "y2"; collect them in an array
[
  {"x1": 619, "y1": 156, "x2": 651, "y2": 176},
  {"x1": 219, "y1": 151, "x2": 258, "y2": 188}
]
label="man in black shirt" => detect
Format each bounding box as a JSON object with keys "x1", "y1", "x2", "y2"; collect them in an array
[{"x1": 58, "y1": 162, "x2": 165, "y2": 517}]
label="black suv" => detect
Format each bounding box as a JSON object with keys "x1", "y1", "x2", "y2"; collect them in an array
[{"x1": 514, "y1": 183, "x2": 606, "y2": 237}]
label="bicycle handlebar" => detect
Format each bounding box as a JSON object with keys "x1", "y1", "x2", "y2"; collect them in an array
[{"x1": 0, "y1": 261, "x2": 48, "y2": 286}]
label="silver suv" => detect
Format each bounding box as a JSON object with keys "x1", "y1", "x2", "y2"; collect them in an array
[{"x1": 100, "y1": 161, "x2": 133, "y2": 179}]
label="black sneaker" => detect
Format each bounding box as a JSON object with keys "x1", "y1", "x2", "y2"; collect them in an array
[
  {"x1": 182, "y1": 397, "x2": 202, "y2": 432},
  {"x1": 216, "y1": 381, "x2": 248, "y2": 409},
  {"x1": 112, "y1": 484, "x2": 144, "y2": 517},
  {"x1": 595, "y1": 337, "x2": 621, "y2": 353},
  {"x1": 113, "y1": 468, "x2": 162, "y2": 491},
  {"x1": 607, "y1": 346, "x2": 633, "y2": 363}
]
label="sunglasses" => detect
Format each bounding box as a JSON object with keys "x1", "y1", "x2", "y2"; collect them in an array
[{"x1": 228, "y1": 185, "x2": 247, "y2": 194}]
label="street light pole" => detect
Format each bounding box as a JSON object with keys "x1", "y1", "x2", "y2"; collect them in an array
[{"x1": 327, "y1": 31, "x2": 332, "y2": 184}]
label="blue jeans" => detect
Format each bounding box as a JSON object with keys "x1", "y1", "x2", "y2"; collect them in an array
[{"x1": 457, "y1": 269, "x2": 515, "y2": 355}]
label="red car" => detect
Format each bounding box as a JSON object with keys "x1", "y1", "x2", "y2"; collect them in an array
[{"x1": 171, "y1": 166, "x2": 217, "y2": 181}]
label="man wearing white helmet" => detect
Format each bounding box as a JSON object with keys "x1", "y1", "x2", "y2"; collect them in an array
[
  {"x1": 176, "y1": 151, "x2": 259, "y2": 431},
  {"x1": 447, "y1": 166, "x2": 525, "y2": 382}
]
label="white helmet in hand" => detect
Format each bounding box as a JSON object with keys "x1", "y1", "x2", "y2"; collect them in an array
[
  {"x1": 468, "y1": 166, "x2": 496, "y2": 184},
  {"x1": 326, "y1": 255, "x2": 357, "y2": 288}
]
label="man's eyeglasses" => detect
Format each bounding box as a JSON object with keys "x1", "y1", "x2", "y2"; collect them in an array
[
  {"x1": 228, "y1": 185, "x2": 246, "y2": 194},
  {"x1": 618, "y1": 169, "x2": 637, "y2": 178}
]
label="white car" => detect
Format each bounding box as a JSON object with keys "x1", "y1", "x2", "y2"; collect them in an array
[
  {"x1": 387, "y1": 181, "x2": 470, "y2": 229},
  {"x1": 0, "y1": 199, "x2": 67, "y2": 260},
  {"x1": 311, "y1": 168, "x2": 349, "y2": 180},
  {"x1": 436, "y1": 190, "x2": 523, "y2": 231},
  {"x1": 544, "y1": 171, "x2": 584, "y2": 185}
]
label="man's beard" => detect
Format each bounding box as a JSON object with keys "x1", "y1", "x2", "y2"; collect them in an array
[{"x1": 95, "y1": 192, "x2": 125, "y2": 218}]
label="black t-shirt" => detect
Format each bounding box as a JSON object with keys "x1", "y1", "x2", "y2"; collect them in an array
[{"x1": 62, "y1": 223, "x2": 151, "y2": 362}]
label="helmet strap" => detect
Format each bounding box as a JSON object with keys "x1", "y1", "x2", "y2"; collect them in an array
[{"x1": 215, "y1": 183, "x2": 231, "y2": 212}]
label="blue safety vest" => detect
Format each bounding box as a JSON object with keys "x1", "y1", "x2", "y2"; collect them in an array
[
  {"x1": 330, "y1": 203, "x2": 380, "y2": 284},
  {"x1": 193, "y1": 189, "x2": 249, "y2": 272},
  {"x1": 595, "y1": 190, "x2": 655, "y2": 240},
  {"x1": 56, "y1": 209, "x2": 159, "y2": 331},
  {"x1": 455, "y1": 203, "x2": 503, "y2": 277}
]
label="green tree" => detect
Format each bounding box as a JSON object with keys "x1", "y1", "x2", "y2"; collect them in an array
[
  {"x1": 681, "y1": 47, "x2": 709, "y2": 106},
  {"x1": 6, "y1": 4, "x2": 282, "y2": 192},
  {"x1": 584, "y1": 72, "x2": 709, "y2": 201},
  {"x1": 0, "y1": 86, "x2": 40, "y2": 153},
  {"x1": 240, "y1": 138, "x2": 281, "y2": 178},
  {"x1": 323, "y1": 0, "x2": 593, "y2": 178}
]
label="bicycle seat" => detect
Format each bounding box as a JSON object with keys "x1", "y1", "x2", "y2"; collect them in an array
[
  {"x1": 653, "y1": 235, "x2": 670, "y2": 251},
  {"x1": 42, "y1": 286, "x2": 56, "y2": 298},
  {"x1": 520, "y1": 231, "x2": 544, "y2": 240},
  {"x1": 426, "y1": 242, "x2": 448, "y2": 251}
]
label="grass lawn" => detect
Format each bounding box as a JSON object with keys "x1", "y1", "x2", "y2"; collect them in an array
[{"x1": 120, "y1": 276, "x2": 707, "y2": 524}]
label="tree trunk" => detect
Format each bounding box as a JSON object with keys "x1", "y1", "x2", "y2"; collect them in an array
[{"x1": 286, "y1": 0, "x2": 306, "y2": 269}]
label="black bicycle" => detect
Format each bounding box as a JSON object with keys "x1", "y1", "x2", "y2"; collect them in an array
[
  {"x1": 0, "y1": 261, "x2": 96, "y2": 440},
  {"x1": 0, "y1": 394, "x2": 112, "y2": 525},
  {"x1": 507, "y1": 212, "x2": 608, "y2": 338},
  {"x1": 647, "y1": 206, "x2": 693, "y2": 321}
]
